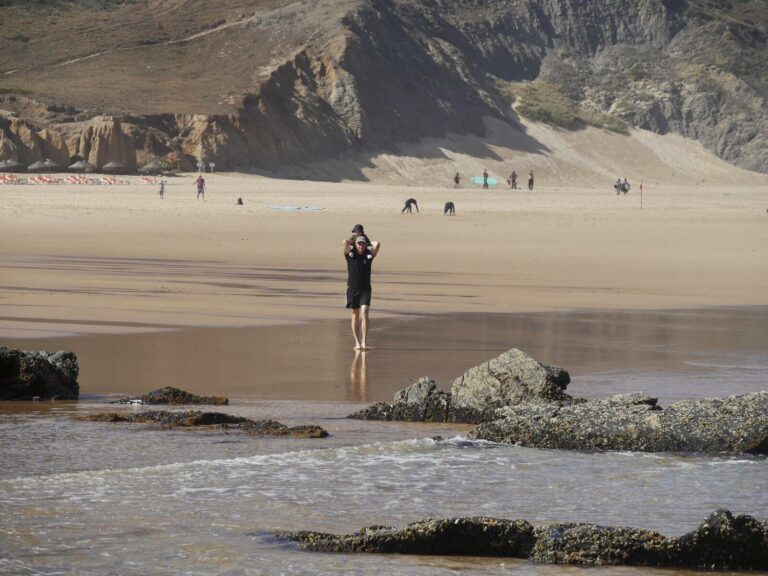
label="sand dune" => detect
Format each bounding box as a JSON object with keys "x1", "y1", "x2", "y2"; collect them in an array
[{"x1": 1, "y1": 121, "x2": 766, "y2": 338}]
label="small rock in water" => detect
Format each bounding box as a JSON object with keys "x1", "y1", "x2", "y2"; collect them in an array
[
  {"x1": 76, "y1": 410, "x2": 328, "y2": 438},
  {"x1": 116, "y1": 386, "x2": 228, "y2": 405}
]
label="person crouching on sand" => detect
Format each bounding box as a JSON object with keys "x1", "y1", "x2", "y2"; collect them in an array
[
  {"x1": 402, "y1": 198, "x2": 419, "y2": 214},
  {"x1": 343, "y1": 234, "x2": 381, "y2": 351}
]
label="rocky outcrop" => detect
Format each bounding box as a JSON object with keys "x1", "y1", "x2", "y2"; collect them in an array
[
  {"x1": 350, "y1": 349, "x2": 572, "y2": 423},
  {"x1": 351, "y1": 350, "x2": 767, "y2": 454},
  {"x1": 74, "y1": 117, "x2": 137, "y2": 171},
  {"x1": 279, "y1": 509, "x2": 768, "y2": 570},
  {"x1": 117, "y1": 386, "x2": 228, "y2": 406},
  {"x1": 0, "y1": 117, "x2": 69, "y2": 166},
  {"x1": 78, "y1": 410, "x2": 328, "y2": 438},
  {"x1": 0, "y1": 347, "x2": 79, "y2": 400},
  {"x1": 470, "y1": 392, "x2": 768, "y2": 454},
  {"x1": 450, "y1": 348, "x2": 571, "y2": 415},
  {"x1": 281, "y1": 517, "x2": 535, "y2": 556}
]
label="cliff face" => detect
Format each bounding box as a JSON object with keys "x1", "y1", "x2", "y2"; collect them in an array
[{"x1": 0, "y1": 0, "x2": 765, "y2": 174}]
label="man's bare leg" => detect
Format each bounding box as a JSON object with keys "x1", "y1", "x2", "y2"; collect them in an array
[
  {"x1": 360, "y1": 305, "x2": 370, "y2": 350},
  {"x1": 351, "y1": 308, "x2": 362, "y2": 350}
]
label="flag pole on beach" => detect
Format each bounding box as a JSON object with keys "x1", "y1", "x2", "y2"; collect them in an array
[{"x1": 640, "y1": 180, "x2": 644, "y2": 210}]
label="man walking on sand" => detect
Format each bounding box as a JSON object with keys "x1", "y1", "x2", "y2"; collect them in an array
[
  {"x1": 343, "y1": 234, "x2": 381, "y2": 351},
  {"x1": 196, "y1": 175, "x2": 205, "y2": 200}
]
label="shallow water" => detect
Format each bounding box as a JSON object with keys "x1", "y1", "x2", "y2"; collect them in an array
[
  {"x1": 1, "y1": 309, "x2": 767, "y2": 575},
  {"x1": 5, "y1": 307, "x2": 768, "y2": 404}
]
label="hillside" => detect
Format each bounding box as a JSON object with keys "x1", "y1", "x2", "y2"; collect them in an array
[{"x1": 0, "y1": 0, "x2": 766, "y2": 175}]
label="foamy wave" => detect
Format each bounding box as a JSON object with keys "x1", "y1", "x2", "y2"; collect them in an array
[{"x1": 1, "y1": 436, "x2": 481, "y2": 486}]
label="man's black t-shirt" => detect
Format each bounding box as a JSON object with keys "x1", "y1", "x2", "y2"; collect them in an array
[{"x1": 346, "y1": 250, "x2": 374, "y2": 293}]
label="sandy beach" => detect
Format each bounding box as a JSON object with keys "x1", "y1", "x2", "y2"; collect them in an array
[{"x1": 2, "y1": 123, "x2": 768, "y2": 340}]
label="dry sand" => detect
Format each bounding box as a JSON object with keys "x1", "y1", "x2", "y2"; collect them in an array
[{"x1": 1, "y1": 120, "x2": 767, "y2": 339}]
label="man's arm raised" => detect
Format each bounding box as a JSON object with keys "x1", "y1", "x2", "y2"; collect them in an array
[
  {"x1": 343, "y1": 239, "x2": 353, "y2": 255},
  {"x1": 369, "y1": 240, "x2": 381, "y2": 257}
]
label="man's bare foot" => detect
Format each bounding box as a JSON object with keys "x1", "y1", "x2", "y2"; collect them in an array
[
  {"x1": 354, "y1": 344, "x2": 363, "y2": 351},
  {"x1": 360, "y1": 343, "x2": 370, "y2": 351}
]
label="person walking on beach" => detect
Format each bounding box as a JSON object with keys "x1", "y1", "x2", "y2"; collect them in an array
[
  {"x1": 510, "y1": 171, "x2": 518, "y2": 190},
  {"x1": 454, "y1": 172, "x2": 461, "y2": 188},
  {"x1": 343, "y1": 234, "x2": 381, "y2": 351},
  {"x1": 444, "y1": 201, "x2": 456, "y2": 215},
  {"x1": 159, "y1": 180, "x2": 166, "y2": 199},
  {"x1": 402, "y1": 198, "x2": 419, "y2": 214},
  {"x1": 482, "y1": 169, "x2": 490, "y2": 190},
  {"x1": 528, "y1": 170, "x2": 535, "y2": 191},
  {"x1": 195, "y1": 175, "x2": 205, "y2": 200}
]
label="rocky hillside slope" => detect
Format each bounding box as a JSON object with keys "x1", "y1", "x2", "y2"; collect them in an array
[{"x1": 0, "y1": 0, "x2": 766, "y2": 175}]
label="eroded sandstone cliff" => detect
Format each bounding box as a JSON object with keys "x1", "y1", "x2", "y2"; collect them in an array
[{"x1": 0, "y1": 0, "x2": 765, "y2": 174}]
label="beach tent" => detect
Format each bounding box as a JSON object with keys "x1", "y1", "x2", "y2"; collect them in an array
[
  {"x1": 0, "y1": 159, "x2": 26, "y2": 172},
  {"x1": 102, "y1": 161, "x2": 126, "y2": 173},
  {"x1": 27, "y1": 160, "x2": 48, "y2": 172},
  {"x1": 69, "y1": 160, "x2": 94, "y2": 172},
  {"x1": 139, "y1": 161, "x2": 165, "y2": 174}
]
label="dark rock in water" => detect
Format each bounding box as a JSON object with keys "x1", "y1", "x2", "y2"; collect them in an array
[
  {"x1": 670, "y1": 509, "x2": 768, "y2": 570},
  {"x1": 471, "y1": 392, "x2": 768, "y2": 454},
  {"x1": 351, "y1": 378, "x2": 453, "y2": 422},
  {"x1": 349, "y1": 349, "x2": 572, "y2": 423},
  {"x1": 530, "y1": 522, "x2": 672, "y2": 566},
  {"x1": 77, "y1": 410, "x2": 328, "y2": 438},
  {"x1": 118, "y1": 386, "x2": 228, "y2": 405},
  {"x1": 0, "y1": 346, "x2": 79, "y2": 400},
  {"x1": 278, "y1": 510, "x2": 768, "y2": 569},
  {"x1": 279, "y1": 517, "x2": 535, "y2": 556}
]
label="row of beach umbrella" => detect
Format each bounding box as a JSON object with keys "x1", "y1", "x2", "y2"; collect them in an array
[{"x1": 0, "y1": 159, "x2": 167, "y2": 174}]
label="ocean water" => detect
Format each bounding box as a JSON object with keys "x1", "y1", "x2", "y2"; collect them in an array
[{"x1": 1, "y1": 309, "x2": 767, "y2": 575}]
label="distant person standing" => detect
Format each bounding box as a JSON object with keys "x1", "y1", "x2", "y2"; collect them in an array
[
  {"x1": 343, "y1": 234, "x2": 381, "y2": 351},
  {"x1": 454, "y1": 172, "x2": 461, "y2": 188},
  {"x1": 159, "y1": 180, "x2": 166, "y2": 199},
  {"x1": 511, "y1": 171, "x2": 518, "y2": 190},
  {"x1": 528, "y1": 170, "x2": 534, "y2": 191},
  {"x1": 196, "y1": 175, "x2": 205, "y2": 200},
  {"x1": 482, "y1": 169, "x2": 490, "y2": 190},
  {"x1": 402, "y1": 198, "x2": 419, "y2": 214}
]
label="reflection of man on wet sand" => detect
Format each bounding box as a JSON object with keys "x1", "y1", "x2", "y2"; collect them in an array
[
  {"x1": 343, "y1": 234, "x2": 381, "y2": 351},
  {"x1": 349, "y1": 350, "x2": 368, "y2": 402}
]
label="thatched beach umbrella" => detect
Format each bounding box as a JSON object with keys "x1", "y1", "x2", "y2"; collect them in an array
[
  {"x1": 69, "y1": 160, "x2": 94, "y2": 172},
  {"x1": 0, "y1": 159, "x2": 26, "y2": 172},
  {"x1": 102, "y1": 161, "x2": 126, "y2": 174},
  {"x1": 139, "y1": 161, "x2": 165, "y2": 174},
  {"x1": 27, "y1": 160, "x2": 48, "y2": 172}
]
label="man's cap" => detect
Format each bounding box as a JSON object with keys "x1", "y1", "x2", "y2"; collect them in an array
[
  {"x1": 351, "y1": 224, "x2": 364, "y2": 233},
  {"x1": 355, "y1": 236, "x2": 368, "y2": 244}
]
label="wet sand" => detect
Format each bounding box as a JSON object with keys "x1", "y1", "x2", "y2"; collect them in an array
[{"x1": 4, "y1": 307, "x2": 767, "y2": 405}]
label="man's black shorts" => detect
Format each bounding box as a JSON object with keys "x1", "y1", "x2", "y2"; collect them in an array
[{"x1": 346, "y1": 289, "x2": 372, "y2": 309}]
